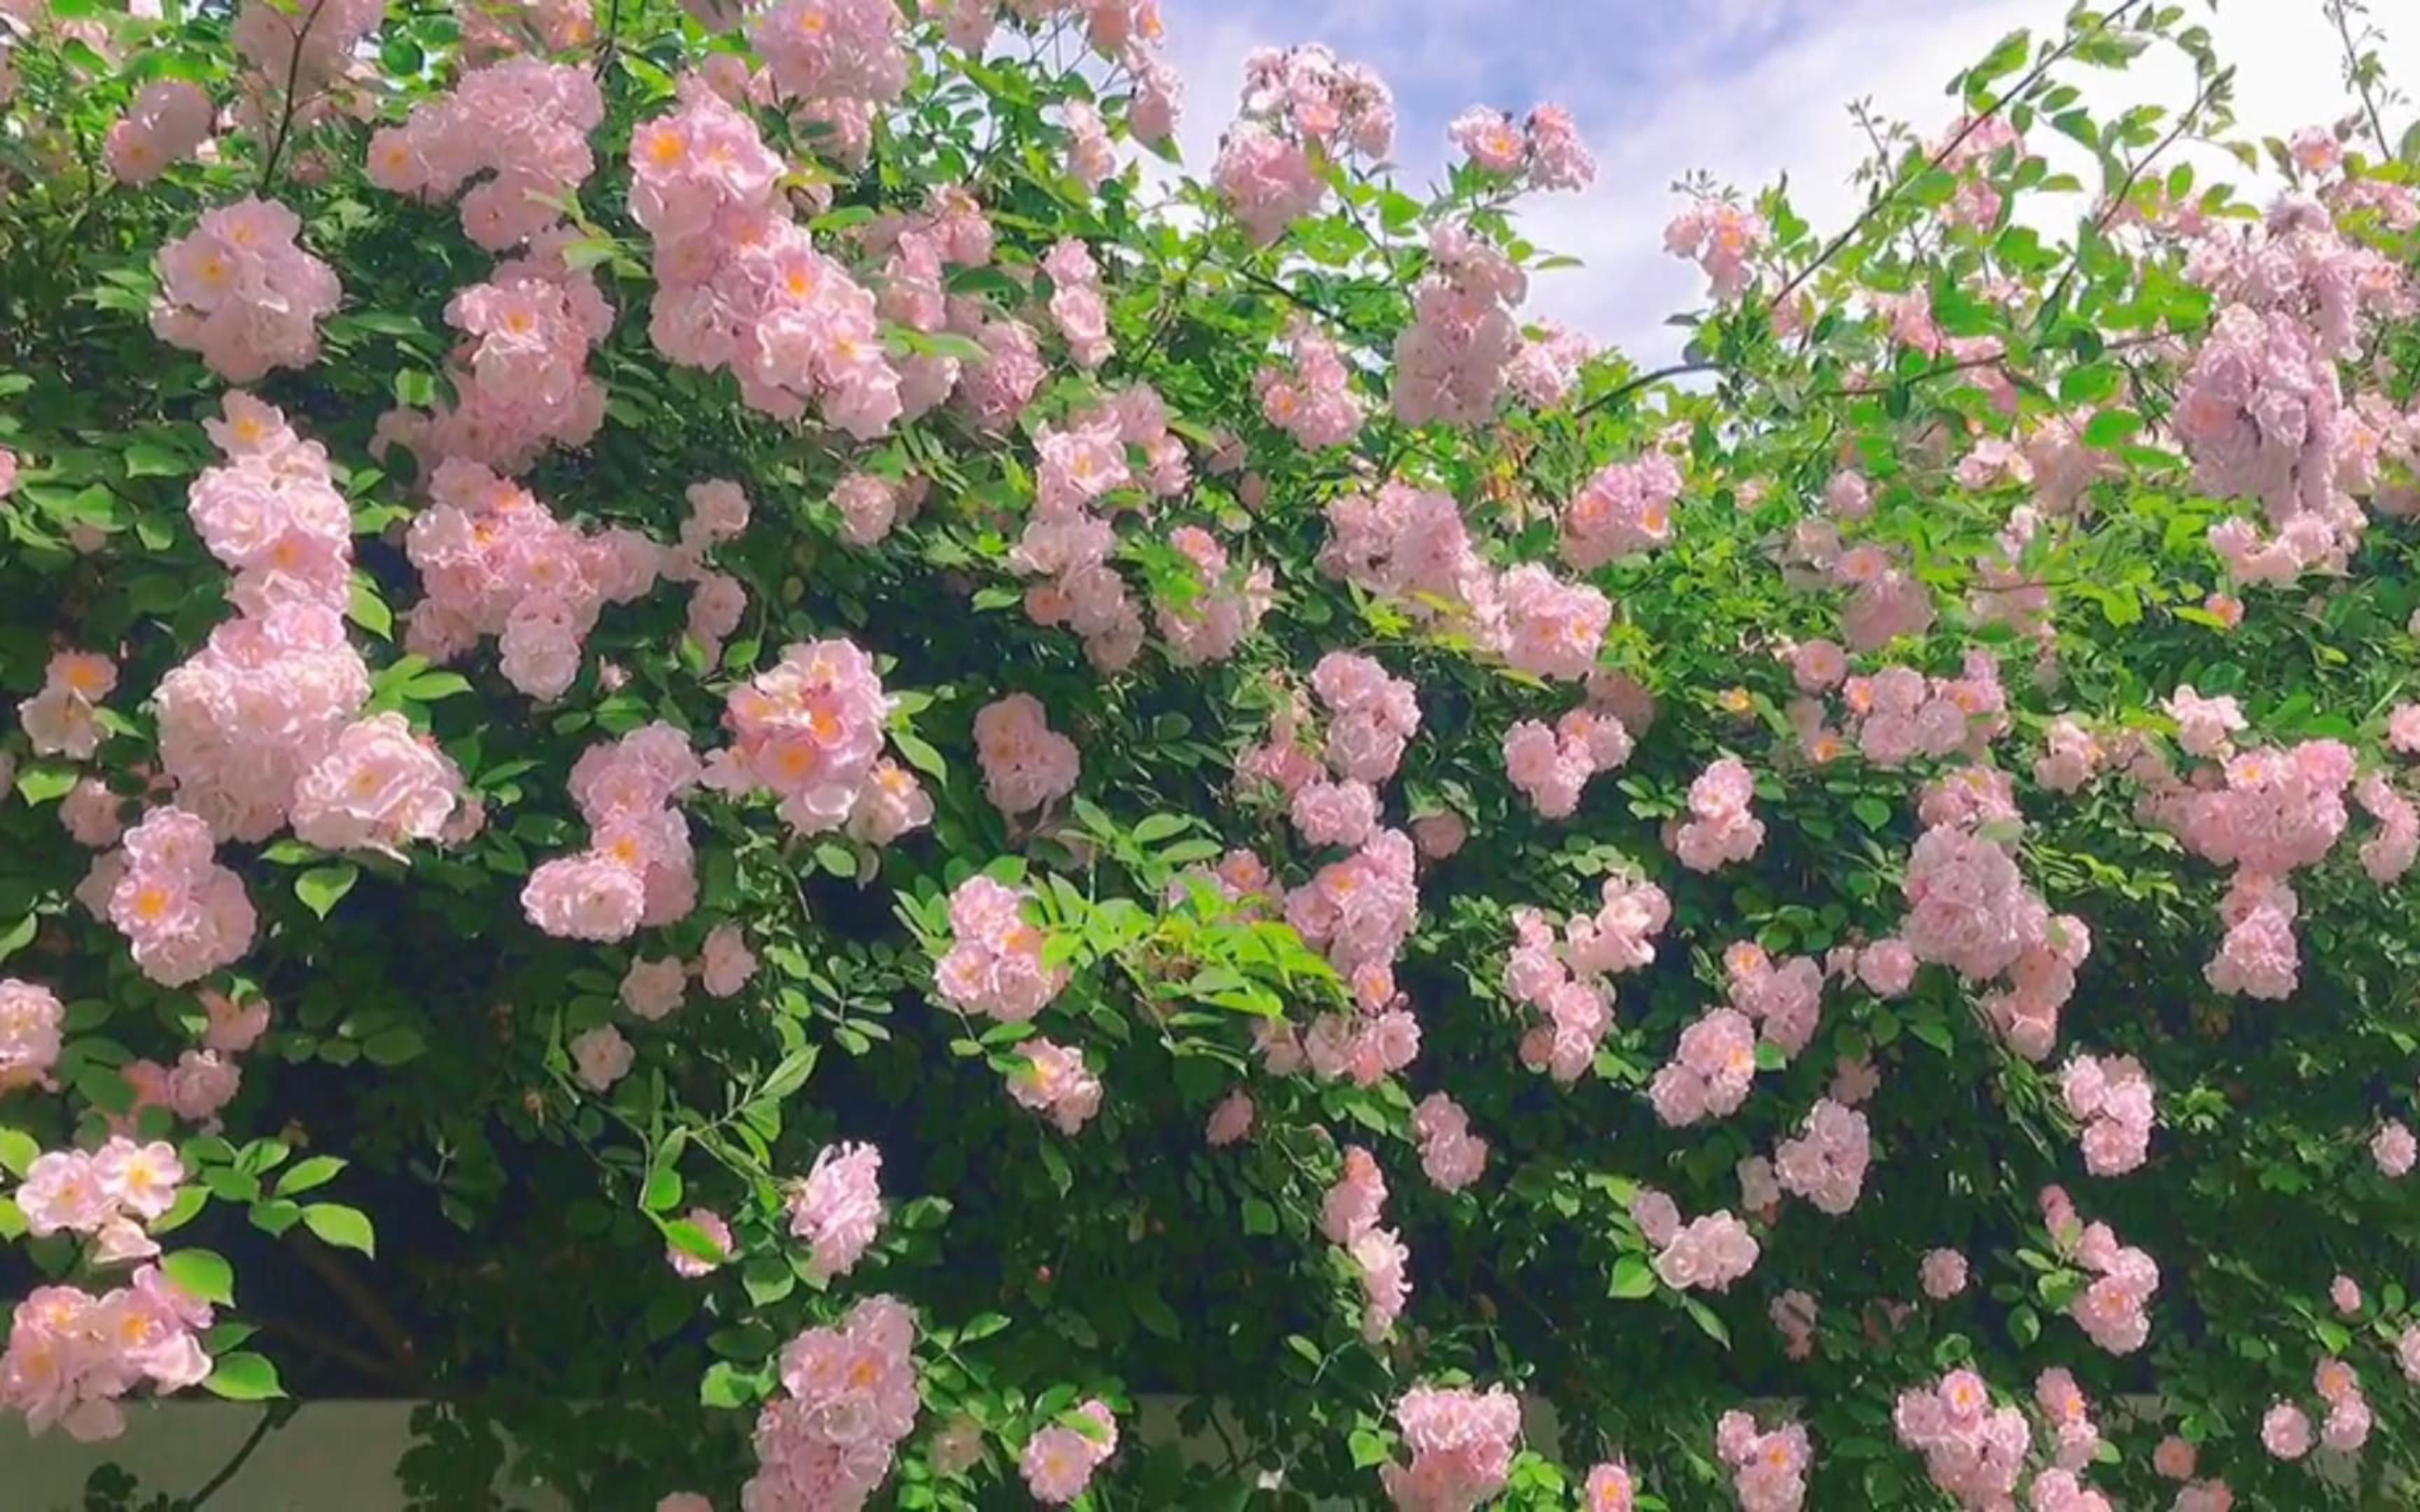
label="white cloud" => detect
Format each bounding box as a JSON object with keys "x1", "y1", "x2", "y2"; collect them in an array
[{"x1": 1152, "y1": 0, "x2": 2420, "y2": 364}]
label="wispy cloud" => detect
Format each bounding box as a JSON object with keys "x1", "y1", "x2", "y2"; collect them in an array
[{"x1": 1153, "y1": 0, "x2": 2420, "y2": 363}]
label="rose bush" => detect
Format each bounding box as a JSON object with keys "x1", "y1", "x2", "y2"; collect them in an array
[{"x1": 2, "y1": 0, "x2": 2420, "y2": 1508}]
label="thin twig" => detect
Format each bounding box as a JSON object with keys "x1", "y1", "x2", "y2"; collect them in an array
[
  {"x1": 2040, "y1": 66, "x2": 2227, "y2": 322},
  {"x1": 256, "y1": 1315, "x2": 412, "y2": 1387},
  {"x1": 183, "y1": 1401, "x2": 295, "y2": 1510},
  {"x1": 1767, "y1": 0, "x2": 2149, "y2": 312},
  {"x1": 594, "y1": 0, "x2": 625, "y2": 80},
  {"x1": 1135, "y1": 239, "x2": 1212, "y2": 362},
  {"x1": 2328, "y1": 0, "x2": 2395, "y2": 160},
  {"x1": 1571, "y1": 360, "x2": 1719, "y2": 420},
  {"x1": 1825, "y1": 331, "x2": 2164, "y2": 399},
  {"x1": 256, "y1": 0, "x2": 335, "y2": 193},
  {"x1": 287, "y1": 1230, "x2": 422, "y2": 1382}
]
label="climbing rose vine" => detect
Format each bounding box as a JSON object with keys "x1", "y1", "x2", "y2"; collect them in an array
[{"x1": 3, "y1": 1, "x2": 2420, "y2": 1508}]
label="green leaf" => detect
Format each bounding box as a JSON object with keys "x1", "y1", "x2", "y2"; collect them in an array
[
  {"x1": 203, "y1": 1352, "x2": 285, "y2": 1401},
  {"x1": 15, "y1": 764, "x2": 78, "y2": 805},
  {"x1": 393, "y1": 368, "x2": 438, "y2": 407},
  {"x1": 891, "y1": 729, "x2": 947, "y2": 780},
  {"x1": 1348, "y1": 1428, "x2": 1388, "y2": 1469},
  {"x1": 1851, "y1": 797, "x2": 1892, "y2": 831},
  {"x1": 401, "y1": 671, "x2": 473, "y2": 701},
  {"x1": 1131, "y1": 1284, "x2": 1181, "y2": 1340},
  {"x1": 295, "y1": 864, "x2": 360, "y2": 919},
  {"x1": 2081, "y1": 410, "x2": 2141, "y2": 448},
  {"x1": 1609, "y1": 1254, "x2": 1657, "y2": 1298},
  {"x1": 742, "y1": 1255, "x2": 794, "y2": 1306},
  {"x1": 0, "y1": 914, "x2": 33, "y2": 967},
  {"x1": 2009, "y1": 1304, "x2": 2040, "y2": 1346},
  {"x1": 122, "y1": 442, "x2": 190, "y2": 479},
  {"x1": 249, "y1": 1198, "x2": 302, "y2": 1237},
  {"x1": 275, "y1": 1155, "x2": 346, "y2": 1197},
  {"x1": 665, "y1": 1219, "x2": 725, "y2": 1264},
  {"x1": 759, "y1": 1046, "x2": 819, "y2": 1102},
  {"x1": 2058, "y1": 361, "x2": 2118, "y2": 404},
  {"x1": 302, "y1": 1203, "x2": 377, "y2": 1257},
  {"x1": 1241, "y1": 1196, "x2": 1278, "y2": 1236},
  {"x1": 347, "y1": 580, "x2": 394, "y2": 640},
  {"x1": 0, "y1": 1128, "x2": 39, "y2": 1177},
  {"x1": 1910, "y1": 1018, "x2": 1956, "y2": 1055},
  {"x1": 699, "y1": 1362, "x2": 758, "y2": 1408},
  {"x1": 162, "y1": 1249, "x2": 235, "y2": 1306},
  {"x1": 1681, "y1": 1296, "x2": 1732, "y2": 1348},
  {"x1": 338, "y1": 310, "x2": 425, "y2": 337},
  {"x1": 1132, "y1": 814, "x2": 1188, "y2": 844},
  {"x1": 361, "y1": 1027, "x2": 426, "y2": 1067},
  {"x1": 642, "y1": 1161, "x2": 683, "y2": 1214},
  {"x1": 153, "y1": 1185, "x2": 209, "y2": 1235}
]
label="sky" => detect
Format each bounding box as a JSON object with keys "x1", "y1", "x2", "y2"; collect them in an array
[{"x1": 1150, "y1": 0, "x2": 2420, "y2": 364}]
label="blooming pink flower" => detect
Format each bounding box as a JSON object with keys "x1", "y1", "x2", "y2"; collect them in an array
[
  {"x1": 935, "y1": 876, "x2": 1066, "y2": 1023},
  {"x1": 22, "y1": 650, "x2": 118, "y2": 761},
  {"x1": 1506, "y1": 323, "x2": 1594, "y2": 408},
  {"x1": 1664, "y1": 197, "x2": 1768, "y2": 300},
  {"x1": 59, "y1": 780, "x2": 126, "y2": 850},
  {"x1": 627, "y1": 80, "x2": 900, "y2": 434},
  {"x1": 1583, "y1": 1461, "x2": 1636, "y2": 1512},
  {"x1": 789, "y1": 1142, "x2": 884, "y2": 1282},
  {"x1": 153, "y1": 198, "x2": 340, "y2": 381},
  {"x1": 1379, "y1": 1384, "x2": 1520, "y2": 1511},
  {"x1": 0, "y1": 1265, "x2": 216, "y2": 1441},
  {"x1": 1774, "y1": 1098, "x2": 1871, "y2": 1215},
  {"x1": 2154, "y1": 1436, "x2": 2197, "y2": 1480},
  {"x1": 2059, "y1": 1052, "x2": 2155, "y2": 1175},
  {"x1": 620, "y1": 957, "x2": 688, "y2": 1021},
  {"x1": 1713, "y1": 1408, "x2": 1809, "y2": 1511},
  {"x1": 1007, "y1": 1039, "x2": 1102, "y2": 1134},
  {"x1": 1671, "y1": 758, "x2": 1765, "y2": 872},
  {"x1": 1392, "y1": 222, "x2": 1528, "y2": 426},
  {"x1": 1410, "y1": 1093, "x2": 1489, "y2": 1193},
  {"x1": 698, "y1": 924, "x2": 757, "y2": 997},
  {"x1": 1920, "y1": 1248, "x2": 1969, "y2": 1301},
  {"x1": 1652, "y1": 1211, "x2": 1760, "y2": 1293},
  {"x1": 1769, "y1": 1289, "x2": 1818, "y2": 1360},
  {"x1": 929, "y1": 1415, "x2": 984, "y2": 1476},
  {"x1": 2260, "y1": 1401, "x2": 2311, "y2": 1460},
  {"x1": 1199, "y1": 1085, "x2": 1259, "y2": 1149},
  {"x1": 1411, "y1": 811, "x2": 1468, "y2": 858},
  {"x1": 1857, "y1": 939, "x2": 1917, "y2": 997},
  {"x1": 711, "y1": 638, "x2": 897, "y2": 836},
  {"x1": 522, "y1": 854, "x2": 647, "y2": 943},
  {"x1": 2372, "y1": 1120, "x2": 2416, "y2": 1177},
  {"x1": 749, "y1": 1294, "x2": 919, "y2": 1506},
  {"x1": 973, "y1": 694, "x2": 1080, "y2": 817},
  {"x1": 1214, "y1": 120, "x2": 1323, "y2": 244},
  {"x1": 104, "y1": 80, "x2": 213, "y2": 186},
  {"x1": 1256, "y1": 319, "x2": 1365, "y2": 448},
  {"x1": 290, "y1": 713, "x2": 466, "y2": 855},
  {"x1": 107, "y1": 808, "x2": 258, "y2": 988},
  {"x1": 570, "y1": 1025, "x2": 634, "y2": 1092},
  {"x1": 1022, "y1": 1399, "x2": 1116, "y2": 1504},
  {"x1": 0, "y1": 979, "x2": 67, "y2": 1092}
]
